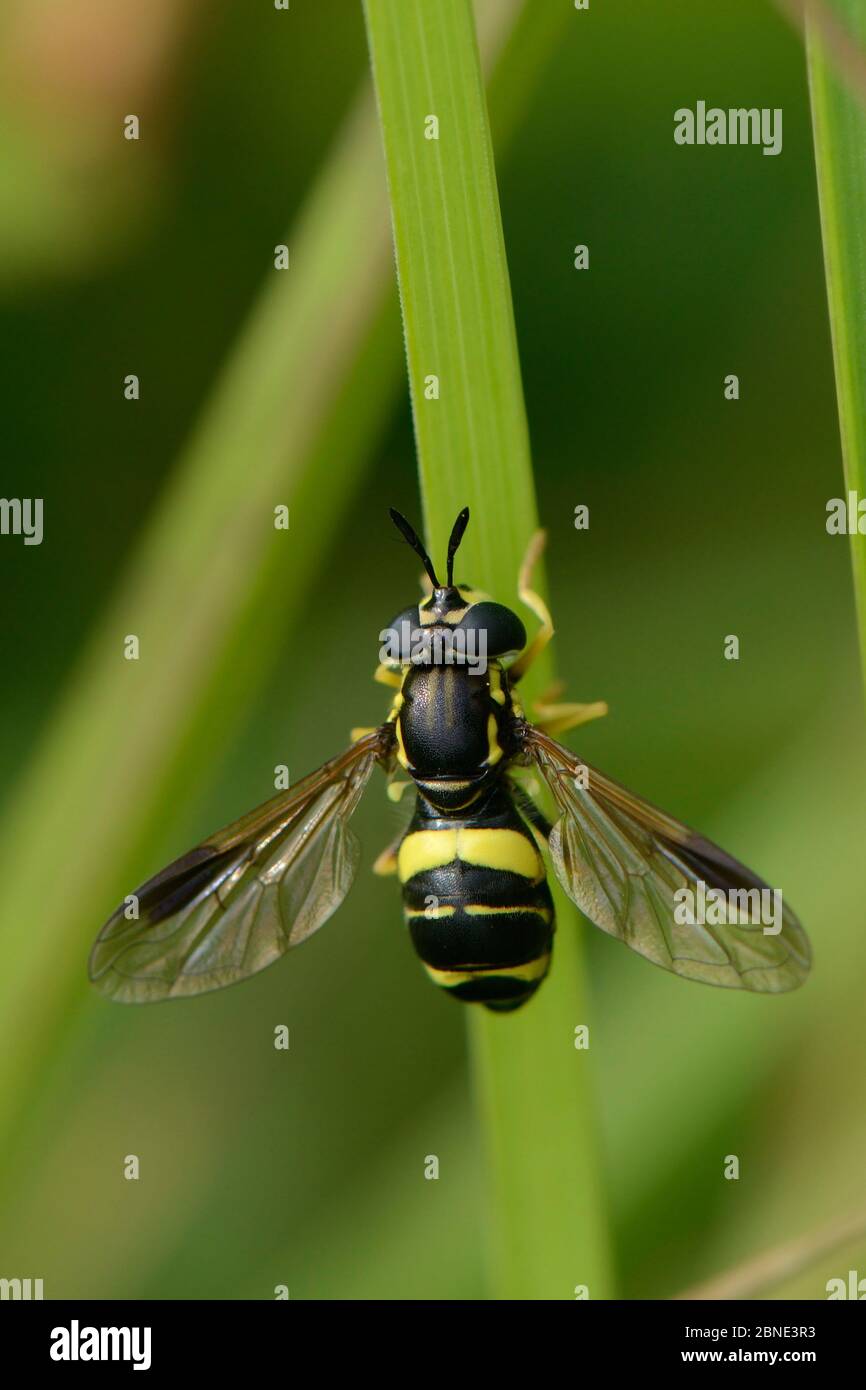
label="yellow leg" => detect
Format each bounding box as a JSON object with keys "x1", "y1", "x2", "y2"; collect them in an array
[
  {"x1": 373, "y1": 843, "x2": 399, "y2": 876},
  {"x1": 535, "y1": 677, "x2": 566, "y2": 705},
  {"x1": 510, "y1": 529, "x2": 553, "y2": 683},
  {"x1": 386, "y1": 778, "x2": 412, "y2": 803},
  {"x1": 533, "y1": 699, "x2": 608, "y2": 737},
  {"x1": 373, "y1": 662, "x2": 402, "y2": 689},
  {"x1": 509, "y1": 533, "x2": 606, "y2": 731},
  {"x1": 350, "y1": 725, "x2": 377, "y2": 743}
]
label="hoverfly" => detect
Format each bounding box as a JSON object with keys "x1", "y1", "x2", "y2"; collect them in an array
[{"x1": 90, "y1": 507, "x2": 810, "y2": 1010}]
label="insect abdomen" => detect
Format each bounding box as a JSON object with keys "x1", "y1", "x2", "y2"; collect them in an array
[{"x1": 397, "y1": 791, "x2": 554, "y2": 1012}]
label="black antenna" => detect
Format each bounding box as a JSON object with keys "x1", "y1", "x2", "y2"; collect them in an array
[
  {"x1": 389, "y1": 508, "x2": 440, "y2": 588},
  {"x1": 446, "y1": 507, "x2": 470, "y2": 586}
]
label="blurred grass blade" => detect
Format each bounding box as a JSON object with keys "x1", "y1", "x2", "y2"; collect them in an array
[
  {"x1": 807, "y1": 1, "x2": 866, "y2": 697},
  {"x1": 0, "y1": 1, "x2": 569, "y2": 1186},
  {"x1": 363, "y1": 0, "x2": 614, "y2": 1299},
  {"x1": 0, "y1": 91, "x2": 395, "y2": 1153},
  {"x1": 676, "y1": 1205, "x2": 866, "y2": 1300}
]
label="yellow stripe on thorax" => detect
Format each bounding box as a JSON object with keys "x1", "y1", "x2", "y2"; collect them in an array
[{"x1": 485, "y1": 713, "x2": 503, "y2": 766}]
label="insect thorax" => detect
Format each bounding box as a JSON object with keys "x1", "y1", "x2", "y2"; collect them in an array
[{"x1": 392, "y1": 659, "x2": 515, "y2": 812}]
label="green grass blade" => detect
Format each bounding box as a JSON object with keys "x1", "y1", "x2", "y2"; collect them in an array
[
  {"x1": 807, "y1": 2, "x2": 866, "y2": 697},
  {"x1": 363, "y1": 0, "x2": 614, "y2": 1299}
]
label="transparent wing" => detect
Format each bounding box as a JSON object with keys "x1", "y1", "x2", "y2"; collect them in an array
[
  {"x1": 89, "y1": 727, "x2": 393, "y2": 1002},
  {"x1": 523, "y1": 725, "x2": 810, "y2": 992}
]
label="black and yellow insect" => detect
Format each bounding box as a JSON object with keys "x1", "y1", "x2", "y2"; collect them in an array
[{"x1": 89, "y1": 507, "x2": 811, "y2": 1008}]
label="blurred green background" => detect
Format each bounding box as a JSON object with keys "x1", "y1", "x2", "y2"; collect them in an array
[{"x1": 1, "y1": 0, "x2": 864, "y2": 1299}]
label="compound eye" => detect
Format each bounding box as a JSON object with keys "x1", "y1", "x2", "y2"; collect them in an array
[
  {"x1": 379, "y1": 604, "x2": 420, "y2": 667},
  {"x1": 455, "y1": 601, "x2": 526, "y2": 658}
]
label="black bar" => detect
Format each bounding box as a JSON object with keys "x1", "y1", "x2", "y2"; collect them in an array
[{"x1": 2, "y1": 1297, "x2": 860, "y2": 1373}]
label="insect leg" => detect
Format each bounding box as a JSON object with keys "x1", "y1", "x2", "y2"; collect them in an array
[
  {"x1": 373, "y1": 662, "x2": 402, "y2": 688},
  {"x1": 510, "y1": 529, "x2": 553, "y2": 683},
  {"x1": 534, "y1": 677, "x2": 566, "y2": 705},
  {"x1": 373, "y1": 842, "x2": 400, "y2": 875},
  {"x1": 532, "y1": 699, "x2": 608, "y2": 736},
  {"x1": 386, "y1": 777, "x2": 412, "y2": 803}
]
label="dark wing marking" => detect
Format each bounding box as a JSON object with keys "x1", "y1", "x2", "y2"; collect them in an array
[
  {"x1": 89, "y1": 727, "x2": 394, "y2": 1002},
  {"x1": 522, "y1": 725, "x2": 810, "y2": 993}
]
